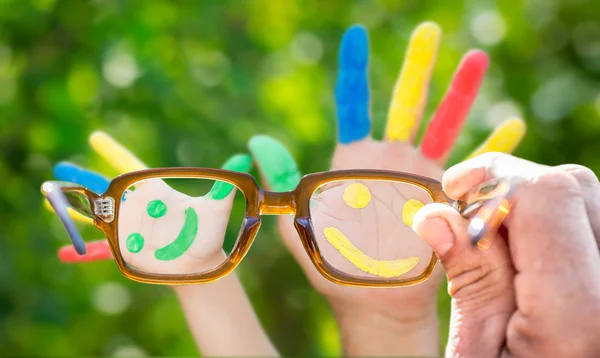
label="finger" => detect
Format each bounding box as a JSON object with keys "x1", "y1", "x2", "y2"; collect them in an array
[
  {"x1": 464, "y1": 117, "x2": 526, "y2": 161},
  {"x1": 420, "y1": 50, "x2": 490, "y2": 165},
  {"x1": 442, "y1": 152, "x2": 549, "y2": 200},
  {"x1": 412, "y1": 203, "x2": 511, "y2": 293},
  {"x1": 54, "y1": 161, "x2": 110, "y2": 193},
  {"x1": 385, "y1": 21, "x2": 442, "y2": 143},
  {"x1": 248, "y1": 135, "x2": 318, "y2": 273},
  {"x1": 555, "y1": 164, "x2": 600, "y2": 249},
  {"x1": 248, "y1": 135, "x2": 301, "y2": 192},
  {"x1": 58, "y1": 240, "x2": 113, "y2": 262},
  {"x1": 336, "y1": 25, "x2": 371, "y2": 144},
  {"x1": 44, "y1": 199, "x2": 93, "y2": 224},
  {"x1": 89, "y1": 130, "x2": 147, "y2": 173},
  {"x1": 412, "y1": 203, "x2": 514, "y2": 357},
  {"x1": 207, "y1": 154, "x2": 253, "y2": 200}
]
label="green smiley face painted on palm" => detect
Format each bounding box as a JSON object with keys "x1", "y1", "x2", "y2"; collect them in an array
[
  {"x1": 125, "y1": 199, "x2": 199, "y2": 261},
  {"x1": 117, "y1": 154, "x2": 251, "y2": 275}
]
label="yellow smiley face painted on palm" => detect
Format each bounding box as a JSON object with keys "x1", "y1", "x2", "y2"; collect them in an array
[
  {"x1": 117, "y1": 178, "x2": 236, "y2": 275},
  {"x1": 310, "y1": 180, "x2": 432, "y2": 279}
]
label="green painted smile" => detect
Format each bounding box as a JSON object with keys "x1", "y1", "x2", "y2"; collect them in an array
[{"x1": 154, "y1": 207, "x2": 199, "y2": 261}]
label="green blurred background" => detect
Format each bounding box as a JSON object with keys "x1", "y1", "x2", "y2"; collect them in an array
[{"x1": 1, "y1": 0, "x2": 600, "y2": 356}]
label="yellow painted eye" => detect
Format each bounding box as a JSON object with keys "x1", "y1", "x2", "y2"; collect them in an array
[
  {"x1": 402, "y1": 199, "x2": 424, "y2": 227},
  {"x1": 343, "y1": 183, "x2": 371, "y2": 209}
]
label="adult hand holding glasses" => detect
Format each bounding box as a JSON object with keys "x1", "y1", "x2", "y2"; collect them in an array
[
  {"x1": 249, "y1": 23, "x2": 526, "y2": 357},
  {"x1": 413, "y1": 153, "x2": 600, "y2": 357}
]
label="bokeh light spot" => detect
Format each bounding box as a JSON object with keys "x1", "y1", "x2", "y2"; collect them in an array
[
  {"x1": 486, "y1": 100, "x2": 523, "y2": 128},
  {"x1": 531, "y1": 72, "x2": 585, "y2": 122},
  {"x1": 102, "y1": 45, "x2": 140, "y2": 88},
  {"x1": 92, "y1": 282, "x2": 132, "y2": 315},
  {"x1": 289, "y1": 32, "x2": 323, "y2": 66},
  {"x1": 111, "y1": 345, "x2": 147, "y2": 357},
  {"x1": 470, "y1": 10, "x2": 506, "y2": 46}
]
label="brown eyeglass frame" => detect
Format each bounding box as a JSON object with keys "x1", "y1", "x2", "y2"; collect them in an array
[{"x1": 42, "y1": 168, "x2": 506, "y2": 288}]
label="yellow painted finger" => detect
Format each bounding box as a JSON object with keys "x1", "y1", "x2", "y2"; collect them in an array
[
  {"x1": 465, "y1": 117, "x2": 526, "y2": 160},
  {"x1": 89, "y1": 131, "x2": 147, "y2": 174},
  {"x1": 44, "y1": 199, "x2": 93, "y2": 225},
  {"x1": 386, "y1": 22, "x2": 442, "y2": 142},
  {"x1": 323, "y1": 227, "x2": 420, "y2": 278}
]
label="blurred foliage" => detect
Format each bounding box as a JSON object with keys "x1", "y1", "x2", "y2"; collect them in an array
[{"x1": 1, "y1": 0, "x2": 600, "y2": 356}]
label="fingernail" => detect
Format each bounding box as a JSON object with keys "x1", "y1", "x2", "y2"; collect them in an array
[
  {"x1": 248, "y1": 135, "x2": 301, "y2": 192},
  {"x1": 207, "y1": 154, "x2": 253, "y2": 200},
  {"x1": 412, "y1": 215, "x2": 455, "y2": 256}
]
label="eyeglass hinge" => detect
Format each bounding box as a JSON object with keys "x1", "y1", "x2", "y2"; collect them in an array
[{"x1": 94, "y1": 197, "x2": 115, "y2": 223}]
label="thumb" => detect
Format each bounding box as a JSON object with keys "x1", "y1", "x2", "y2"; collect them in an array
[
  {"x1": 248, "y1": 135, "x2": 301, "y2": 192},
  {"x1": 247, "y1": 135, "x2": 308, "y2": 262},
  {"x1": 412, "y1": 203, "x2": 515, "y2": 357}
]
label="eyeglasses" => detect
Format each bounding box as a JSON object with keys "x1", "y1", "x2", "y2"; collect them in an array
[{"x1": 42, "y1": 168, "x2": 511, "y2": 287}]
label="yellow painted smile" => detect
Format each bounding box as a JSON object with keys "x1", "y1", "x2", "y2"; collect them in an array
[
  {"x1": 322, "y1": 183, "x2": 423, "y2": 278},
  {"x1": 323, "y1": 227, "x2": 419, "y2": 278}
]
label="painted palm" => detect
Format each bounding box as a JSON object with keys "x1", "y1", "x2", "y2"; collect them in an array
[
  {"x1": 310, "y1": 145, "x2": 439, "y2": 280},
  {"x1": 52, "y1": 131, "x2": 251, "y2": 275},
  {"x1": 116, "y1": 177, "x2": 243, "y2": 275}
]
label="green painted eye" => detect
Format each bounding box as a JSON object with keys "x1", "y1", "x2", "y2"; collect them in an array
[
  {"x1": 126, "y1": 233, "x2": 144, "y2": 253},
  {"x1": 126, "y1": 200, "x2": 169, "y2": 255},
  {"x1": 147, "y1": 200, "x2": 167, "y2": 218}
]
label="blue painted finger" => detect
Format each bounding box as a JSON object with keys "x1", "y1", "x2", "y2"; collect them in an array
[
  {"x1": 335, "y1": 25, "x2": 371, "y2": 144},
  {"x1": 54, "y1": 162, "x2": 110, "y2": 194}
]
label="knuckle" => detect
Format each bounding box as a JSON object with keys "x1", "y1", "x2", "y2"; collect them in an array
[
  {"x1": 447, "y1": 259, "x2": 513, "y2": 310},
  {"x1": 559, "y1": 165, "x2": 599, "y2": 186},
  {"x1": 535, "y1": 171, "x2": 582, "y2": 197}
]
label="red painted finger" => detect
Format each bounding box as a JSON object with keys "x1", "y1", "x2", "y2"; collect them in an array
[
  {"x1": 58, "y1": 240, "x2": 113, "y2": 262},
  {"x1": 420, "y1": 50, "x2": 489, "y2": 161}
]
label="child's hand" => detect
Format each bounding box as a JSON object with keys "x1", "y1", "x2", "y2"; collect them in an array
[
  {"x1": 54, "y1": 132, "x2": 250, "y2": 273},
  {"x1": 115, "y1": 178, "x2": 232, "y2": 274},
  {"x1": 114, "y1": 157, "x2": 250, "y2": 275},
  {"x1": 49, "y1": 131, "x2": 277, "y2": 357},
  {"x1": 249, "y1": 23, "x2": 525, "y2": 357}
]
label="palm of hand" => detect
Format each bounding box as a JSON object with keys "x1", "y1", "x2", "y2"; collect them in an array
[
  {"x1": 117, "y1": 179, "x2": 233, "y2": 274},
  {"x1": 298, "y1": 140, "x2": 445, "y2": 315}
]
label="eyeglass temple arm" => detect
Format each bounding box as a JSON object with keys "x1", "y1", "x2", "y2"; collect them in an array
[
  {"x1": 42, "y1": 181, "x2": 100, "y2": 256},
  {"x1": 44, "y1": 186, "x2": 87, "y2": 255}
]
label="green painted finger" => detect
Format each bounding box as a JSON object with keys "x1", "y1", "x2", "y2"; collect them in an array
[
  {"x1": 207, "y1": 154, "x2": 253, "y2": 200},
  {"x1": 248, "y1": 135, "x2": 301, "y2": 192}
]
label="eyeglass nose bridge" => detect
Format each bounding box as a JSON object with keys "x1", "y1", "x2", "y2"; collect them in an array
[{"x1": 258, "y1": 190, "x2": 297, "y2": 215}]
